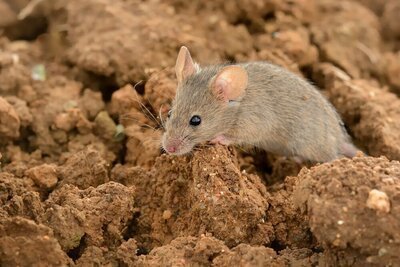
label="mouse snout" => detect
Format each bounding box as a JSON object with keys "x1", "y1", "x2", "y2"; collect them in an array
[
  {"x1": 165, "y1": 143, "x2": 178, "y2": 153},
  {"x1": 162, "y1": 132, "x2": 196, "y2": 155},
  {"x1": 163, "y1": 137, "x2": 183, "y2": 154}
]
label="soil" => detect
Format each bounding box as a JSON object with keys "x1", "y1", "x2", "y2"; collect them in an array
[{"x1": 0, "y1": 0, "x2": 399, "y2": 266}]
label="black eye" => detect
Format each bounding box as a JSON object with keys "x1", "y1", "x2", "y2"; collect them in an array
[
  {"x1": 167, "y1": 110, "x2": 172, "y2": 118},
  {"x1": 189, "y1": 115, "x2": 201, "y2": 126}
]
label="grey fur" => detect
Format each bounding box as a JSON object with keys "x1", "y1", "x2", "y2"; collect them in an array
[{"x1": 162, "y1": 61, "x2": 357, "y2": 162}]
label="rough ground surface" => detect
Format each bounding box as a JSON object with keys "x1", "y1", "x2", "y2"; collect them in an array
[
  {"x1": 0, "y1": 0, "x2": 399, "y2": 266},
  {"x1": 294, "y1": 156, "x2": 400, "y2": 266}
]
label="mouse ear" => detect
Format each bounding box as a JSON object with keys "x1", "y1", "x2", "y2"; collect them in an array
[
  {"x1": 175, "y1": 46, "x2": 197, "y2": 84},
  {"x1": 211, "y1": 65, "x2": 248, "y2": 102}
]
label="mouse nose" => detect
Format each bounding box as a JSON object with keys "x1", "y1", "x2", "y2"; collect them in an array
[
  {"x1": 164, "y1": 138, "x2": 182, "y2": 154},
  {"x1": 166, "y1": 145, "x2": 177, "y2": 153}
]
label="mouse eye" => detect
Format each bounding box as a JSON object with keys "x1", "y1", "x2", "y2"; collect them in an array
[
  {"x1": 189, "y1": 115, "x2": 201, "y2": 126},
  {"x1": 167, "y1": 110, "x2": 172, "y2": 118}
]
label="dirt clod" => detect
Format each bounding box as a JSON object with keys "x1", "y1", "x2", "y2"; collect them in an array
[
  {"x1": 42, "y1": 182, "x2": 135, "y2": 251},
  {"x1": 311, "y1": 0, "x2": 381, "y2": 79},
  {"x1": 294, "y1": 156, "x2": 400, "y2": 266},
  {"x1": 0, "y1": 216, "x2": 71, "y2": 266},
  {"x1": 57, "y1": 147, "x2": 109, "y2": 189},
  {"x1": 25, "y1": 163, "x2": 58, "y2": 190},
  {"x1": 0, "y1": 96, "x2": 20, "y2": 139},
  {"x1": 330, "y1": 80, "x2": 400, "y2": 160},
  {"x1": 113, "y1": 145, "x2": 271, "y2": 249},
  {"x1": 94, "y1": 111, "x2": 117, "y2": 141},
  {"x1": 381, "y1": 0, "x2": 400, "y2": 40}
]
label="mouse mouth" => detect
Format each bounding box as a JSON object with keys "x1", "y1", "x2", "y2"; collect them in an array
[{"x1": 162, "y1": 135, "x2": 195, "y2": 155}]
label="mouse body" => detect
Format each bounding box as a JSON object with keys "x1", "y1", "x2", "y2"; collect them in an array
[{"x1": 162, "y1": 46, "x2": 357, "y2": 162}]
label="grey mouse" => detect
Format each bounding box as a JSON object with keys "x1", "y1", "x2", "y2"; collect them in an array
[{"x1": 161, "y1": 46, "x2": 358, "y2": 162}]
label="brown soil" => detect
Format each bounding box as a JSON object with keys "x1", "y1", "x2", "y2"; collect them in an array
[
  {"x1": 294, "y1": 156, "x2": 400, "y2": 266},
  {"x1": 0, "y1": 0, "x2": 399, "y2": 266}
]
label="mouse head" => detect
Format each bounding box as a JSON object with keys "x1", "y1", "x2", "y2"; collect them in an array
[{"x1": 162, "y1": 46, "x2": 248, "y2": 155}]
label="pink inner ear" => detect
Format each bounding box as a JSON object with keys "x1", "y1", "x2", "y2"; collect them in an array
[
  {"x1": 212, "y1": 66, "x2": 248, "y2": 102},
  {"x1": 175, "y1": 46, "x2": 196, "y2": 84},
  {"x1": 213, "y1": 77, "x2": 230, "y2": 102},
  {"x1": 182, "y1": 57, "x2": 196, "y2": 79}
]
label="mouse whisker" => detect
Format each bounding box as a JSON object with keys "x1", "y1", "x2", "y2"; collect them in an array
[
  {"x1": 119, "y1": 115, "x2": 157, "y2": 130},
  {"x1": 181, "y1": 135, "x2": 191, "y2": 144},
  {"x1": 126, "y1": 86, "x2": 163, "y2": 128},
  {"x1": 125, "y1": 97, "x2": 159, "y2": 126},
  {"x1": 143, "y1": 99, "x2": 162, "y2": 128},
  {"x1": 126, "y1": 137, "x2": 162, "y2": 152},
  {"x1": 138, "y1": 102, "x2": 161, "y2": 128},
  {"x1": 158, "y1": 105, "x2": 166, "y2": 129},
  {"x1": 141, "y1": 137, "x2": 162, "y2": 142}
]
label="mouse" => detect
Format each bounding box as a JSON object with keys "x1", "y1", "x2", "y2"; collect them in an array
[{"x1": 161, "y1": 46, "x2": 358, "y2": 163}]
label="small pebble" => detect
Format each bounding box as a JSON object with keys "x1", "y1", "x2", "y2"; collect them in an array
[
  {"x1": 366, "y1": 189, "x2": 390, "y2": 213},
  {"x1": 162, "y1": 210, "x2": 172, "y2": 220}
]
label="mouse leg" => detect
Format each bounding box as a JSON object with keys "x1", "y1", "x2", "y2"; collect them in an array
[
  {"x1": 292, "y1": 156, "x2": 304, "y2": 164},
  {"x1": 341, "y1": 142, "x2": 359, "y2": 158},
  {"x1": 210, "y1": 135, "x2": 232, "y2": 146}
]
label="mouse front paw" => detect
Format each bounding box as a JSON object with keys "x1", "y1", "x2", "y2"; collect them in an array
[{"x1": 210, "y1": 135, "x2": 232, "y2": 146}]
